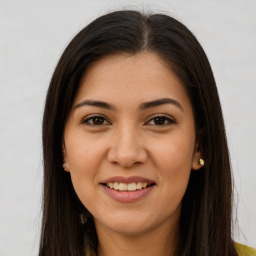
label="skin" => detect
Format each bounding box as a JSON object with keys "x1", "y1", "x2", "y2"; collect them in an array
[{"x1": 63, "y1": 51, "x2": 203, "y2": 256}]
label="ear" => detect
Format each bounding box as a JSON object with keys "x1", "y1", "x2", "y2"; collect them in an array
[
  {"x1": 62, "y1": 144, "x2": 70, "y2": 172},
  {"x1": 191, "y1": 141, "x2": 204, "y2": 171}
]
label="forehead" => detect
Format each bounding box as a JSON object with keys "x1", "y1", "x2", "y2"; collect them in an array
[{"x1": 74, "y1": 51, "x2": 191, "y2": 111}]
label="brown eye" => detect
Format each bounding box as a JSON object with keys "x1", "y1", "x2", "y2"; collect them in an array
[
  {"x1": 146, "y1": 116, "x2": 174, "y2": 126},
  {"x1": 83, "y1": 116, "x2": 110, "y2": 126}
]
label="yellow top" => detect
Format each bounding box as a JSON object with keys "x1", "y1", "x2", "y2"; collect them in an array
[
  {"x1": 86, "y1": 243, "x2": 256, "y2": 256},
  {"x1": 236, "y1": 243, "x2": 256, "y2": 256}
]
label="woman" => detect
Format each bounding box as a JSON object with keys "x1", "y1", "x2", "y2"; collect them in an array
[{"x1": 40, "y1": 10, "x2": 255, "y2": 256}]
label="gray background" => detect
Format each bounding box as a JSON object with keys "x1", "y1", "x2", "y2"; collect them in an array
[{"x1": 0, "y1": 0, "x2": 255, "y2": 255}]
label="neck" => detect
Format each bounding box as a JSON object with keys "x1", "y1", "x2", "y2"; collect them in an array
[{"x1": 95, "y1": 220, "x2": 179, "y2": 256}]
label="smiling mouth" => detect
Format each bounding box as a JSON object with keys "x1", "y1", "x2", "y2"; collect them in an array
[{"x1": 102, "y1": 182, "x2": 155, "y2": 192}]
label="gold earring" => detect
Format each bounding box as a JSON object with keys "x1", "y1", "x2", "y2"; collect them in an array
[{"x1": 199, "y1": 159, "x2": 205, "y2": 166}]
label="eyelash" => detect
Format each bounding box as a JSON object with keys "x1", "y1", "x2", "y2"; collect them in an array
[
  {"x1": 146, "y1": 116, "x2": 175, "y2": 126},
  {"x1": 82, "y1": 115, "x2": 175, "y2": 127},
  {"x1": 82, "y1": 115, "x2": 110, "y2": 126}
]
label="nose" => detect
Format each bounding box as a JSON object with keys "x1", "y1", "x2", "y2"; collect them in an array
[{"x1": 107, "y1": 124, "x2": 147, "y2": 168}]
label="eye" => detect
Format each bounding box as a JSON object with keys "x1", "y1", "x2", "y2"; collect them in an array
[
  {"x1": 82, "y1": 115, "x2": 110, "y2": 126},
  {"x1": 146, "y1": 116, "x2": 175, "y2": 126}
]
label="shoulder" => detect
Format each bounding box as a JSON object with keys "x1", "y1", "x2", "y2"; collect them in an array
[
  {"x1": 85, "y1": 247, "x2": 96, "y2": 256},
  {"x1": 236, "y1": 243, "x2": 256, "y2": 256},
  {"x1": 86, "y1": 243, "x2": 256, "y2": 256}
]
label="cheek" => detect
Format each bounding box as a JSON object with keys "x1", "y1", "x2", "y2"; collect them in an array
[
  {"x1": 66, "y1": 132, "x2": 105, "y2": 171},
  {"x1": 68, "y1": 158, "x2": 98, "y2": 213},
  {"x1": 152, "y1": 132, "x2": 195, "y2": 172},
  {"x1": 65, "y1": 137, "x2": 105, "y2": 204},
  {"x1": 151, "y1": 133, "x2": 194, "y2": 200}
]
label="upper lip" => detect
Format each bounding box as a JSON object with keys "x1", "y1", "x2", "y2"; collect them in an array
[{"x1": 101, "y1": 176, "x2": 156, "y2": 185}]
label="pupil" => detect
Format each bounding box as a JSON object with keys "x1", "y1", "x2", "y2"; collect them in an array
[
  {"x1": 155, "y1": 117, "x2": 165, "y2": 125},
  {"x1": 94, "y1": 117, "x2": 104, "y2": 125}
]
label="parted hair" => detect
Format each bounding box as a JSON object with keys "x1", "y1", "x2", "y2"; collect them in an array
[{"x1": 40, "y1": 10, "x2": 237, "y2": 256}]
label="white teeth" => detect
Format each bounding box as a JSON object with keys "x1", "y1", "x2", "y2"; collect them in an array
[
  {"x1": 127, "y1": 182, "x2": 136, "y2": 191},
  {"x1": 136, "y1": 182, "x2": 142, "y2": 189},
  {"x1": 119, "y1": 183, "x2": 128, "y2": 191},
  {"x1": 106, "y1": 182, "x2": 150, "y2": 191},
  {"x1": 114, "y1": 182, "x2": 119, "y2": 190}
]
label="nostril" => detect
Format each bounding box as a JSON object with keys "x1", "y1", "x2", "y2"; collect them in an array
[{"x1": 107, "y1": 143, "x2": 147, "y2": 167}]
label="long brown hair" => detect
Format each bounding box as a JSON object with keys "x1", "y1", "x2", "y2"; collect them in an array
[{"x1": 40, "y1": 10, "x2": 237, "y2": 256}]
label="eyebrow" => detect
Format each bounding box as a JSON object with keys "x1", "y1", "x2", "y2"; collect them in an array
[
  {"x1": 139, "y1": 98, "x2": 184, "y2": 112},
  {"x1": 74, "y1": 100, "x2": 116, "y2": 111},
  {"x1": 74, "y1": 98, "x2": 184, "y2": 112}
]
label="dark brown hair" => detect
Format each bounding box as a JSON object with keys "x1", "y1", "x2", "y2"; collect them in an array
[{"x1": 40, "y1": 10, "x2": 237, "y2": 256}]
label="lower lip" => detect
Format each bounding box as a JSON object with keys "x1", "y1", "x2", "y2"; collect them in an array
[{"x1": 101, "y1": 185, "x2": 155, "y2": 203}]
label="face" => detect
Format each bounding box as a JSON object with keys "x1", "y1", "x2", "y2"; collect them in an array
[{"x1": 64, "y1": 52, "x2": 202, "y2": 237}]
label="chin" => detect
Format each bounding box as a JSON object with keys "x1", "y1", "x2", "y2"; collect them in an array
[
  {"x1": 108, "y1": 222, "x2": 154, "y2": 237},
  {"x1": 95, "y1": 211, "x2": 165, "y2": 236}
]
